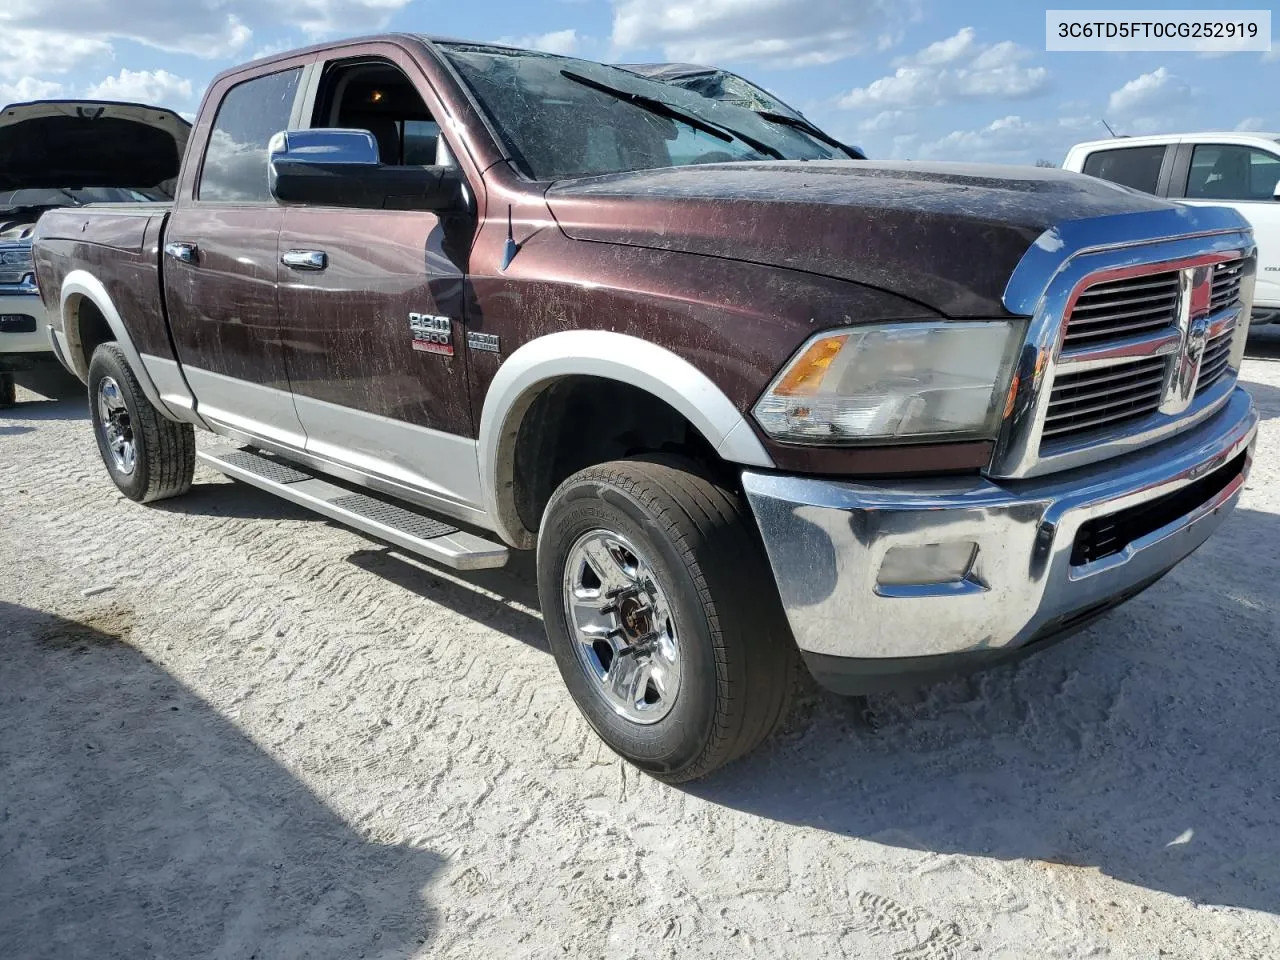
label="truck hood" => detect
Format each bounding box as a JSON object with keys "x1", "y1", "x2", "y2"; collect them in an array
[
  {"x1": 545, "y1": 161, "x2": 1174, "y2": 316},
  {"x1": 0, "y1": 100, "x2": 191, "y2": 193}
]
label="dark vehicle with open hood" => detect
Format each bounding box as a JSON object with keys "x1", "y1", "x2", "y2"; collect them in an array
[
  {"x1": 0, "y1": 99, "x2": 189, "y2": 406},
  {"x1": 33, "y1": 36, "x2": 1260, "y2": 781}
]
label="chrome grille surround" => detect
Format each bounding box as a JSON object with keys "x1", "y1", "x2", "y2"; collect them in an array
[
  {"x1": 990, "y1": 206, "x2": 1256, "y2": 480},
  {"x1": 0, "y1": 242, "x2": 34, "y2": 286}
]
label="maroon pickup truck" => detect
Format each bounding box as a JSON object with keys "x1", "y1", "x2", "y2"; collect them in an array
[{"x1": 33, "y1": 35, "x2": 1260, "y2": 781}]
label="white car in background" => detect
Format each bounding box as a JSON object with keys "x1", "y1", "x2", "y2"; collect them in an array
[
  {"x1": 0, "y1": 99, "x2": 189, "y2": 407},
  {"x1": 1063, "y1": 132, "x2": 1280, "y2": 325}
]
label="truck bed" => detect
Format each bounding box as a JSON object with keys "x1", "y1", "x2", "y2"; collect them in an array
[{"x1": 33, "y1": 203, "x2": 175, "y2": 363}]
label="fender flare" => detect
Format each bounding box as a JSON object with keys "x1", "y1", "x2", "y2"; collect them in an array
[
  {"x1": 60, "y1": 270, "x2": 182, "y2": 419},
  {"x1": 477, "y1": 330, "x2": 774, "y2": 548}
]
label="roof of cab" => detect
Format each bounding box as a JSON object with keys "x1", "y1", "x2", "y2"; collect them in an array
[{"x1": 1070, "y1": 131, "x2": 1280, "y2": 152}]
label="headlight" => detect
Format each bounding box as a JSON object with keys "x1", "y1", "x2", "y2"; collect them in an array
[{"x1": 753, "y1": 321, "x2": 1024, "y2": 444}]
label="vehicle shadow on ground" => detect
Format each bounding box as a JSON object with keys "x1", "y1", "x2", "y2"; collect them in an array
[
  {"x1": 0, "y1": 600, "x2": 442, "y2": 960},
  {"x1": 346, "y1": 546, "x2": 548, "y2": 652},
  {"x1": 1239, "y1": 375, "x2": 1280, "y2": 422},
  {"x1": 1, "y1": 394, "x2": 87, "y2": 423},
  {"x1": 1245, "y1": 325, "x2": 1280, "y2": 361},
  {"x1": 686, "y1": 504, "x2": 1280, "y2": 916},
  {"x1": 151, "y1": 477, "x2": 321, "y2": 522}
]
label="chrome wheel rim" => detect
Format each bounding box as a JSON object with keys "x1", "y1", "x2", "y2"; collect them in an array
[
  {"x1": 563, "y1": 529, "x2": 681, "y2": 725},
  {"x1": 96, "y1": 376, "x2": 136, "y2": 476}
]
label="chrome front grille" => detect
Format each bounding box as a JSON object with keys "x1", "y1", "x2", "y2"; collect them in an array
[
  {"x1": 991, "y1": 206, "x2": 1254, "y2": 480},
  {"x1": 1042, "y1": 356, "x2": 1167, "y2": 443},
  {"x1": 1062, "y1": 269, "x2": 1181, "y2": 348},
  {"x1": 0, "y1": 243, "x2": 34, "y2": 285},
  {"x1": 1211, "y1": 258, "x2": 1245, "y2": 313},
  {"x1": 1196, "y1": 330, "x2": 1235, "y2": 397}
]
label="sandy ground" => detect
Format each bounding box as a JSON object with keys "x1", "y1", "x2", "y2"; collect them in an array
[{"x1": 3, "y1": 342, "x2": 1280, "y2": 960}]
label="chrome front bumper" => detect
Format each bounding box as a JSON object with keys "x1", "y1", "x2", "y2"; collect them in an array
[{"x1": 743, "y1": 387, "x2": 1257, "y2": 677}]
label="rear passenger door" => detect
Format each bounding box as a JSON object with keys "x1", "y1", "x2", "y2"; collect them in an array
[
  {"x1": 165, "y1": 61, "x2": 313, "y2": 448},
  {"x1": 1079, "y1": 143, "x2": 1174, "y2": 196},
  {"x1": 1169, "y1": 141, "x2": 1280, "y2": 308}
]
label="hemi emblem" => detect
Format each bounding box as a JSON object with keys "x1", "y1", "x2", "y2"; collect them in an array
[
  {"x1": 409, "y1": 313, "x2": 454, "y2": 356},
  {"x1": 466, "y1": 331, "x2": 501, "y2": 354}
]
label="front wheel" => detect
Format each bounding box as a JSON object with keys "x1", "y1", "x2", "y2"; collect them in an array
[
  {"x1": 537, "y1": 457, "x2": 796, "y2": 782},
  {"x1": 88, "y1": 343, "x2": 195, "y2": 503}
]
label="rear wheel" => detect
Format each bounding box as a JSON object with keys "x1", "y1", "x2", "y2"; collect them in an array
[
  {"x1": 537, "y1": 457, "x2": 796, "y2": 782},
  {"x1": 0, "y1": 372, "x2": 14, "y2": 409},
  {"x1": 88, "y1": 343, "x2": 194, "y2": 503}
]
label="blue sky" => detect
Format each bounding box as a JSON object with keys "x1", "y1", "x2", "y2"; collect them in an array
[{"x1": 2, "y1": 0, "x2": 1276, "y2": 166}]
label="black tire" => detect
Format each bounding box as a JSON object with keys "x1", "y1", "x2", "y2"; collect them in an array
[
  {"x1": 0, "y1": 373, "x2": 14, "y2": 409},
  {"x1": 537, "y1": 456, "x2": 797, "y2": 782},
  {"x1": 88, "y1": 343, "x2": 194, "y2": 503}
]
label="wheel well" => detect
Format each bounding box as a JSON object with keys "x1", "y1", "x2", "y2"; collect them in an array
[
  {"x1": 511, "y1": 376, "x2": 735, "y2": 535},
  {"x1": 67, "y1": 296, "x2": 114, "y2": 378}
]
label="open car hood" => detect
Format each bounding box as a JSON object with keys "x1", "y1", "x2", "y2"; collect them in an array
[{"x1": 0, "y1": 100, "x2": 191, "y2": 192}]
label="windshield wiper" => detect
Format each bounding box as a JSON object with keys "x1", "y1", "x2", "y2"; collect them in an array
[
  {"x1": 754, "y1": 111, "x2": 864, "y2": 159},
  {"x1": 560, "y1": 70, "x2": 785, "y2": 161}
]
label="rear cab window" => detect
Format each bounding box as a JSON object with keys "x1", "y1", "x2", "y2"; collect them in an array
[
  {"x1": 1080, "y1": 145, "x2": 1168, "y2": 195},
  {"x1": 1185, "y1": 143, "x2": 1280, "y2": 201}
]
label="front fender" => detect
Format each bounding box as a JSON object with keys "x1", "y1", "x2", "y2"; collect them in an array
[{"x1": 477, "y1": 330, "x2": 774, "y2": 548}]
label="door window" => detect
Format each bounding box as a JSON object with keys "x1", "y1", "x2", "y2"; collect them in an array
[
  {"x1": 1080, "y1": 145, "x2": 1167, "y2": 194},
  {"x1": 198, "y1": 68, "x2": 302, "y2": 203},
  {"x1": 312, "y1": 59, "x2": 452, "y2": 169},
  {"x1": 1185, "y1": 143, "x2": 1280, "y2": 201}
]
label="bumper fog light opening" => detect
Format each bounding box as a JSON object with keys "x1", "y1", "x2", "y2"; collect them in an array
[{"x1": 877, "y1": 541, "x2": 980, "y2": 590}]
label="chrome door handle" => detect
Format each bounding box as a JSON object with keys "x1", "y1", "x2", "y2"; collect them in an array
[
  {"x1": 163, "y1": 241, "x2": 199, "y2": 264},
  {"x1": 282, "y1": 249, "x2": 328, "y2": 271}
]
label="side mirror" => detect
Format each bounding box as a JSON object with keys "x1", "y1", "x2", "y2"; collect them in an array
[{"x1": 268, "y1": 129, "x2": 464, "y2": 212}]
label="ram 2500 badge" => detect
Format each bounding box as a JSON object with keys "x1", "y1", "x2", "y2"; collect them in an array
[{"x1": 33, "y1": 36, "x2": 1259, "y2": 781}]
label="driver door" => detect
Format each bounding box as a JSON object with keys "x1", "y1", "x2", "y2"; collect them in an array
[{"x1": 274, "y1": 47, "x2": 483, "y2": 515}]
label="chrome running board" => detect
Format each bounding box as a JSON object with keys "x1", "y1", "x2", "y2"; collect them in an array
[{"x1": 197, "y1": 446, "x2": 509, "y2": 571}]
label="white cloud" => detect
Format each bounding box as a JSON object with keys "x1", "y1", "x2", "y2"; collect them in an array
[
  {"x1": 839, "y1": 28, "x2": 1048, "y2": 110},
  {"x1": 840, "y1": 66, "x2": 941, "y2": 110},
  {"x1": 857, "y1": 109, "x2": 906, "y2": 134},
  {"x1": 86, "y1": 69, "x2": 196, "y2": 107},
  {"x1": 1235, "y1": 116, "x2": 1266, "y2": 131},
  {"x1": 915, "y1": 113, "x2": 1094, "y2": 164},
  {"x1": 285, "y1": 0, "x2": 411, "y2": 39},
  {"x1": 610, "y1": 0, "x2": 922, "y2": 69},
  {"x1": 500, "y1": 29, "x2": 579, "y2": 55},
  {"x1": 1, "y1": 5, "x2": 251, "y2": 60},
  {"x1": 898, "y1": 25, "x2": 979, "y2": 66},
  {"x1": 1106, "y1": 66, "x2": 1189, "y2": 118},
  {"x1": 0, "y1": 30, "x2": 112, "y2": 79},
  {"x1": 0, "y1": 76, "x2": 66, "y2": 104},
  {"x1": 0, "y1": 0, "x2": 412, "y2": 63}
]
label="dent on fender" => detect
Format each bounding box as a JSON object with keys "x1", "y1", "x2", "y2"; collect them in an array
[{"x1": 477, "y1": 331, "x2": 775, "y2": 547}]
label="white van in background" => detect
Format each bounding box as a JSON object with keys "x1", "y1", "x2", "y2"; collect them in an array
[{"x1": 1064, "y1": 133, "x2": 1280, "y2": 324}]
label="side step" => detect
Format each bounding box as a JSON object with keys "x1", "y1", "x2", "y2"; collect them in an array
[{"x1": 197, "y1": 447, "x2": 509, "y2": 571}]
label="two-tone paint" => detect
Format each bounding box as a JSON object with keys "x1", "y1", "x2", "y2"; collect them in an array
[{"x1": 31, "y1": 33, "x2": 1236, "y2": 551}]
